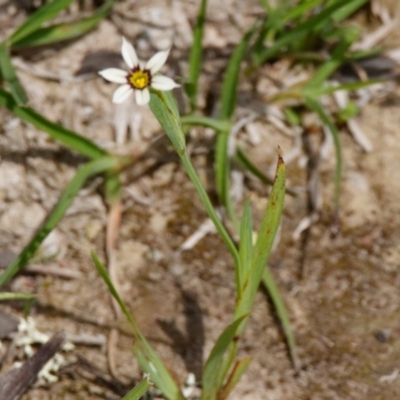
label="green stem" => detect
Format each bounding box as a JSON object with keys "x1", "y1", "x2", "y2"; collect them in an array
[
  {"x1": 215, "y1": 130, "x2": 240, "y2": 231},
  {"x1": 219, "y1": 341, "x2": 238, "y2": 392},
  {"x1": 180, "y1": 151, "x2": 240, "y2": 268}
]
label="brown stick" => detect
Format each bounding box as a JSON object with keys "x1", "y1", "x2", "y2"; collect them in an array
[{"x1": 0, "y1": 331, "x2": 65, "y2": 400}]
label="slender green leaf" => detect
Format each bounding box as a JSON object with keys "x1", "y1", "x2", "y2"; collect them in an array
[
  {"x1": 215, "y1": 24, "x2": 256, "y2": 226},
  {"x1": 104, "y1": 173, "x2": 121, "y2": 205},
  {"x1": 330, "y1": 0, "x2": 369, "y2": 23},
  {"x1": 201, "y1": 315, "x2": 247, "y2": 400},
  {"x1": 12, "y1": 18, "x2": 103, "y2": 49},
  {"x1": 133, "y1": 348, "x2": 187, "y2": 400},
  {"x1": 91, "y1": 252, "x2": 140, "y2": 334},
  {"x1": 218, "y1": 357, "x2": 252, "y2": 400},
  {"x1": 180, "y1": 152, "x2": 240, "y2": 269},
  {"x1": 0, "y1": 87, "x2": 107, "y2": 159},
  {"x1": 250, "y1": 154, "x2": 297, "y2": 370},
  {"x1": 217, "y1": 342, "x2": 238, "y2": 398},
  {"x1": 11, "y1": 0, "x2": 116, "y2": 48},
  {"x1": 250, "y1": 153, "x2": 285, "y2": 292},
  {"x1": 269, "y1": 77, "x2": 382, "y2": 104},
  {"x1": 238, "y1": 199, "x2": 253, "y2": 292},
  {"x1": 181, "y1": 115, "x2": 230, "y2": 131},
  {"x1": 262, "y1": 268, "x2": 298, "y2": 370},
  {"x1": 304, "y1": 97, "x2": 342, "y2": 215},
  {"x1": 0, "y1": 292, "x2": 35, "y2": 301},
  {"x1": 219, "y1": 25, "x2": 256, "y2": 120},
  {"x1": 9, "y1": 0, "x2": 74, "y2": 45},
  {"x1": 0, "y1": 156, "x2": 123, "y2": 288},
  {"x1": 280, "y1": 0, "x2": 325, "y2": 25},
  {"x1": 91, "y1": 252, "x2": 185, "y2": 400},
  {"x1": 186, "y1": 0, "x2": 208, "y2": 110},
  {"x1": 305, "y1": 78, "x2": 383, "y2": 97},
  {"x1": 0, "y1": 44, "x2": 28, "y2": 105},
  {"x1": 343, "y1": 48, "x2": 381, "y2": 61},
  {"x1": 234, "y1": 152, "x2": 285, "y2": 333},
  {"x1": 122, "y1": 376, "x2": 152, "y2": 400}
]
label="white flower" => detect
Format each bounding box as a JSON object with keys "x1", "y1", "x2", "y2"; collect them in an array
[{"x1": 99, "y1": 37, "x2": 179, "y2": 106}]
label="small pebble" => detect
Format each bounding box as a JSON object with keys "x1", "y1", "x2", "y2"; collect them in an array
[{"x1": 375, "y1": 329, "x2": 390, "y2": 343}]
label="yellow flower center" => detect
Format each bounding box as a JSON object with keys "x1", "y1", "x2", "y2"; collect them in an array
[{"x1": 128, "y1": 70, "x2": 150, "y2": 90}]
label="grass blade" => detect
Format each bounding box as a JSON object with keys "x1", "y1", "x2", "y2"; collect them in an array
[
  {"x1": 237, "y1": 154, "x2": 297, "y2": 368},
  {"x1": 179, "y1": 152, "x2": 240, "y2": 268},
  {"x1": 0, "y1": 156, "x2": 123, "y2": 288},
  {"x1": 238, "y1": 199, "x2": 253, "y2": 292},
  {"x1": 180, "y1": 115, "x2": 230, "y2": 132},
  {"x1": 0, "y1": 88, "x2": 107, "y2": 159},
  {"x1": 0, "y1": 44, "x2": 27, "y2": 105},
  {"x1": 281, "y1": 0, "x2": 325, "y2": 25},
  {"x1": 218, "y1": 357, "x2": 252, "y2": 400},
  {"x1": 0, "y1": 293, "x2": 35, "y2": 301},
  {"x1": 305, "y1": 78, "x2": 383, "y2": 97},
  {"x1": 122, "y1": 376, "x2": 152, "y2": 400},
  {"x1": 11, "y1": 0, "x2": 115, "y2": 48},
  {"x1": 246, "y1": 151, "x2": 285, "y2": 304},
  {"x1": 330, "y1": 0, "x2": 369, "y2": 23},
  {"x1": 215, "y1": 24, "x2": 256, "y2": 225},
  {"x1": 201, "y1": 315, "x2": 247, "y2": 400},
  {"x1": 219, "y1": 25, "x2": 256, "y2": 120},
  {"x1": 104, "y1": 173, "x2": 121, "y2": 205},
  {"x1": 234, "y1": 151, "x2": 285, "y2": 332},
  {"x1": 262, "y1": 268, "x2": 298, "y2": 370},
  {"x1": 186, "y1": 0, "x2": 208, "y2": 110},
  {"x1": 91, "y1": 252, "x2": 185, "y2": 400},
  {"x1": 304, "y1": 96, "x2": 342, "y2": 218},
  {"x1": 9, "y1": 0, "x2": 74, "y2": 45}
]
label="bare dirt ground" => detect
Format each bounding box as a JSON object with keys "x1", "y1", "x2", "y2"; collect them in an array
[{"x1": 1, "y1": 1, "x2": 400, "y2": 399}]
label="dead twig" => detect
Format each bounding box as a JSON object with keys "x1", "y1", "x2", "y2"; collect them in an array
[{"x1": 0, "y1": 331, "x2": 65, "y2": 400}]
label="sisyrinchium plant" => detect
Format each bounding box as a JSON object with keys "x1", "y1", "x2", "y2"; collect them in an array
[{"x1": 93, "y1": 37, "x2": 286, "y2": 400}]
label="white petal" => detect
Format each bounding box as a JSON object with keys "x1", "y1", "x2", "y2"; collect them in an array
[
  {"x1": 146, "y1": 49, "x2": 170, "y2": 74},
  {"x1": 98, "y1": 68, "x2": 127, "y2": 84},
  {"x1": 121, "y1": 37, "x2": 139, "y2": 69},
  {"x1": 135, "y1": 88, "x2": 150, "y2": 106},
  {"x1": 112, "y1": 84, "x2": 133, "y2": 104},
  {"x1": 151, "y1": 75, "x2": 180, "y2": 91}
]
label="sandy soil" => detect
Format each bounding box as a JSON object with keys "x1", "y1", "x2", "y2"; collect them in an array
[{"x1": 1, "y1": 1, "x2": 400, "y2": 399}]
